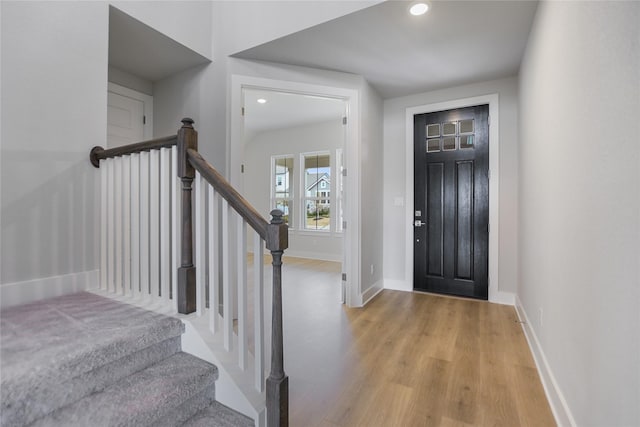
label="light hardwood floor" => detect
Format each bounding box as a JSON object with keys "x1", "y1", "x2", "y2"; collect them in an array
[{"x1": 278, "y1": 256, "x2": 556, "y2": 427}]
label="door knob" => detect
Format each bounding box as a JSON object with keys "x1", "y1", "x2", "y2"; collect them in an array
[{"x1": 414, "y1": 220, "x2": 426, "y2": 227}]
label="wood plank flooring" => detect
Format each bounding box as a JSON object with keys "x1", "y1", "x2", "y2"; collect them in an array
[{"x1": 279, "y1": 257, "x2": 556, "y2": 427}]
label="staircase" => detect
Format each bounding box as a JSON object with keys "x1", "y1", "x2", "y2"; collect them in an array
[
  {"x1": 0, "y1": 292, "x2": 254, "y2": 427},
  {"x1": 87, "y1": 119, "x2": 290, "y2": 426}
]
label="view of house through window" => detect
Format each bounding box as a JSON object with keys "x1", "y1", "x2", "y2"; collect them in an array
[
  {"x1": 304, "y1": 153, "x2": 331, "y2": 230},
  {"x1": 272, "y1": 156, "x2": 293, "y2": 225}
]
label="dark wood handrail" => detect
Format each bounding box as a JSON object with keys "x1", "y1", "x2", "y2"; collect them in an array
[
  {"x1": 90, "y1": 135, "x2": 178, "y2": 167},
  {"x1": 186, "y1": 148, "x2": 269, "y2": 240}
]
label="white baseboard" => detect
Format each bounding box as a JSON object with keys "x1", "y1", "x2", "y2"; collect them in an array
[
  {"x1": 382, "y1": 278, "x2": 513, "y2": 307},
  {"x1": 0, "y1": 270, "x2": 99, "y2": 309},
  {"x1": 515, "y1": 296, "x2": 576, "y2": 427},
  {"x1": 383, "y1": 278, "x2": 412, "y2": 292},
  {"x1": 282, "y1": 249, "x2": 342, "y2": 263},
  {"x1": 489, "y1": 290, "x2": 515, "y2": 306},
  {"x1": 361, "y1": 280, "x2": 384, "y2": 306}
]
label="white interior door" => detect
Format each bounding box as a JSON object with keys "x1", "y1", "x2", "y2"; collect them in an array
[{"x1": 107, "y1": 83, "x2": 153, "y2": 147}]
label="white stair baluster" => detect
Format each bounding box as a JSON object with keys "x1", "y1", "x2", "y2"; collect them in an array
[
  {"x1": 131, "y1": 153, "x2": 141, "y2": 298},
  {"x1": 149, "y1": 149, "x2": 160, "y2": 301},
  {"x1": 254, "y1": 235, "x2": 265, "y2": 392},
  {"x1": 222, "y1": 199, "x2": 232, "y2": 351},
  {"x1": 208, "y1": 186, "x2": 218, "y2": 333},
  {"x1": 195, "y1": 172, "x2": 206, "y2": 316},
  {"x1": 107, "y1": 158, "x2": 115, "y2": 292},
  {"x1": 114, "y1": 157, "x2": 123, "y2": 294},
  {"x1": 123, "y1": 155, "x2": 131, "y2": 296},
  {"x1": 100, "y1": 159, "x2": 107, "y2": 290},
  {"x1": 160, "y1": 147, "x2": 171, "y2": 305},
  {"x1": 171, "y1": 146, "x2": 179, "y2": 312},
  {"x1": 139, "y1": 151, "x2": 150, "y2": 298},
  {"x1": 237, "y1": 216, "x2": 248, "y2": 370}
]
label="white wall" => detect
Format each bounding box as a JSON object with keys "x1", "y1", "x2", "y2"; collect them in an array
[
  {"x1": 244, "y1": 120, "x2": 344, "y2": 261},
  {"x1": 359, "y1": 81, "x2": 384, "y2": 301},
  {"x1": 205, "y1": 1, "x2": 379, "y2": 173},
  {"x1": 382, "y1": 77, "x2": 520, "y2": 296},
  {"x1": 108, "y1": 65, "x2": 153, "y2": 96},
  {"x1": 1, "y1": 2, "x2": 108, "y2": 293},
  {"x1": 0, "y1": 1, "x2": 215, "y2": 306},
  {"x1": 111, "y1": 1, "x2": 212, "y2": 60},
  {"x1": 111, "y1": 1, "x2": 217, "y2": 166},
  {"x1": 518, "y1": 2, "x2": 639, "y2": 426},
  {"x1": 212, "y1": 1, "x2": 379, "y2": 57}
]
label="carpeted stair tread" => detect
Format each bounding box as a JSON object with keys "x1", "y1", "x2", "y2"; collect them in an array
[
  {"x1": 30, "y1": 352, "x2": 218, "y2": 427},
  {"x1": 182, "y1": 401, "x2": 255, "y2": 427},
  {"x1": 1, "y1": 292, "x2": 184, "y2": 381},
  {"x1": 1, "y1": 292, "x2": 185, "y2": 426}
]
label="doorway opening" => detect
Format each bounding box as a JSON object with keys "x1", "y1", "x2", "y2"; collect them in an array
[
  {"x1": 230, "y1": 76, "x2": 360, "y2": 306},
  {"x1": 241, "y1": 88, "x2": 347, "y2": 302}
]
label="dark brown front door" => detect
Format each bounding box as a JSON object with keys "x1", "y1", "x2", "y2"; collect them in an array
[{"x1": 413, "y1": 105, "x2": 489, "y2": 299}]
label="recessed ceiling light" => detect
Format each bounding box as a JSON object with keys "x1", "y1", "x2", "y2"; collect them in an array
[
  {"x1": 257, "y1": 98, "x2": 267, "y2": 104},
  {"x1": 409, "y1": 2, "x2": 429, "y2": 16}
]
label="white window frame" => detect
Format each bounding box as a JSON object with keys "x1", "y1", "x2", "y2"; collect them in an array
[
  {"x1": 270, "y1": 154, "x2": 295, "y2": 229},
  {"x1": 301, "y1": 151, "x2": 332, "y2": 233},
  {"x1": 335, "y1": 148, "x2": 344, "y2": 233}
]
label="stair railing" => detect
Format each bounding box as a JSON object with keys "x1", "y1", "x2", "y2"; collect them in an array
[{"x1": 90, "y1": 118, "x2": 288, "y2": 427}]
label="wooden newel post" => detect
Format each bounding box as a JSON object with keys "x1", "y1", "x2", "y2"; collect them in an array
[
  {"x1": 266, "y1": 209, "x2": 289, "y2": 427},
  {"x1": 177, "y1": 118, "x2": 198, "y2": 314}
]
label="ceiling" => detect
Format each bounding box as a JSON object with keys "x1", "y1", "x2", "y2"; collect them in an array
[
  {"x1": 109, "y1": 6, "x2": 210, "y2": 82},
  {"x1": 233, "y1": 0, "x2": 539, "y2": 99},
  {"x1": 243, "y1": 89, "x2": 345, "y2": 136}
]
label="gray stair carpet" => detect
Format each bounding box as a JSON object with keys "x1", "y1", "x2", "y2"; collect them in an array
[
  {"x1": 0, "y1": 291, "x2": 253, "y2": 427},
  {"x1": 183, "y1": 402, "x2": 254, "y2": 427}
]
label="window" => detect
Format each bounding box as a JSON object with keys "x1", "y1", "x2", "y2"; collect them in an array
[
  {"x1": 271, "y1": 152, "x2": 341, "y2": 233},
  {"x1": 335, "y1": 148, "x2": 344, "y2": 232},
  {"x1": 271, "y1": 156, "x2": 293, "y2": 226},
  {"x1": 303, "y1": 153, "x2": 331, "y2": 231}
]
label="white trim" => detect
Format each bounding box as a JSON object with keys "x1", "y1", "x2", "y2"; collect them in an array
[
  {"x1": 490, "y1": 291, "x2": 515, "y2": 306},
  {"x1": 300, "y1": 150, "x2": 332, "y2": 232},
  {"x1": 282, "y1": 250, "x2": 341, "y2": 263},
  {"x1": 515, "y1": 296, "x2": 577, "y2": 427},
  {"x1": 108, "y1": 82, "x2": 153, "y2": 140},
  {"x1": 361, "y1": 280, "x2": 384, "y2": 306},
  {"x1": 270, "y1": 153, "x2": 295, "y2": 229},
  {"x1": 383, "y1": 278, "x2": 413, "y2": 292},
  {"x1": 230, "y1": 75, "x2": 360, "y2": 307},
  {"x1": 0, "y1": 270, "x2": 99, "y2": 309},
  {"x1": 403, "y1": 94, "x2": 501, "y2": 303}
]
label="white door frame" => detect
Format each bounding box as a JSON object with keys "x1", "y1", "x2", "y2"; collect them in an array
[
  {"x1": 230, "y1": 75, "x2": 361, "y2": 307},
  {"x1": 107, "y1": 82, "x2": 153, "y2": 140},
  {"x1": 405, "y1": 93, "x2": 511, "y2": 305}
]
